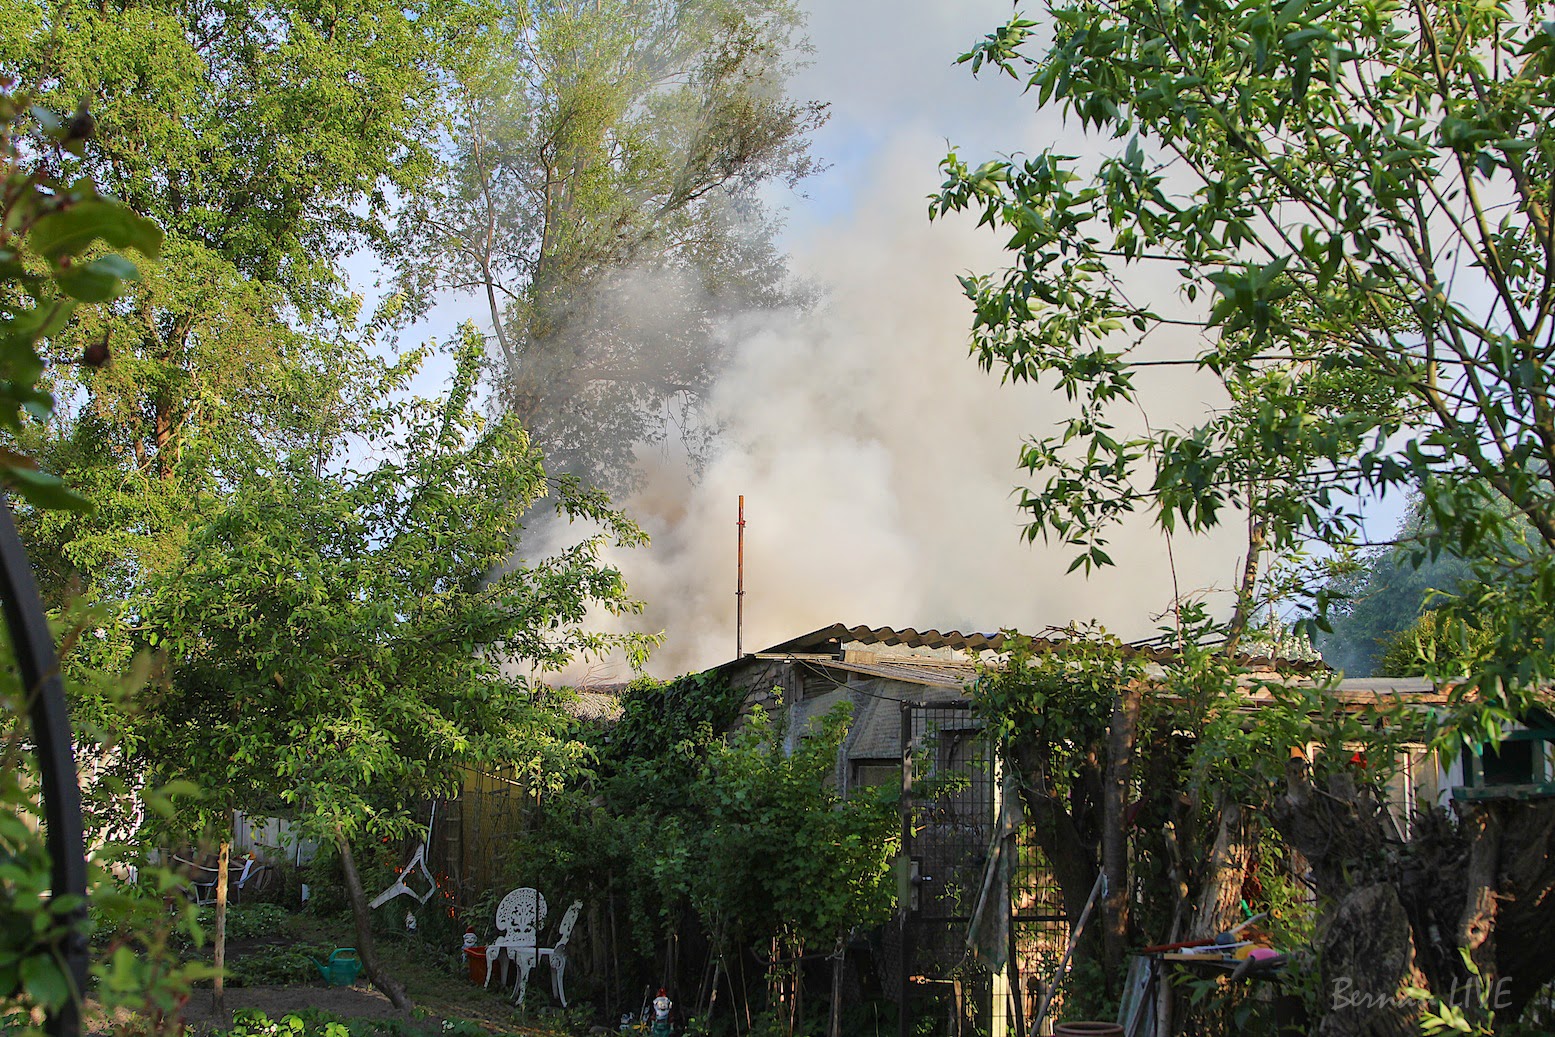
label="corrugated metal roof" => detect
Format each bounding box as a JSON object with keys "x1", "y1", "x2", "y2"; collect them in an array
[
  {"x1": 763, "y1": 624, "x2": 1010, "y2": 655},
  {"x1": 752, "y1": 622, "x2": 1327, "y2": 671},
  {"x1": 724, "y1": 622, "x2": 1485, "y2": 720},
  {"x1": 799, "y1": 657, "x2": 1443, "y2": 699},
  {"x1": 1249, "y1": 676, "x2": 1448, "y2": 704}
]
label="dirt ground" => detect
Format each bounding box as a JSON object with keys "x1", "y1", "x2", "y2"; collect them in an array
[{"x1": 85, "y1": 906, "x2": 569, "y2": 1036}]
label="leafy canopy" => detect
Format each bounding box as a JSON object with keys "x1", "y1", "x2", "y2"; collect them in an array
[
  {"x1": 0, "y1": 89, "x2": 160, "y2": 510},
  {"x1": 3, "y1": 0, "x2": 452, "y2": 607},
  {"x1": 0, "y1": 87, "x2": 206, "y2": 1035},
  {"x1": 934, "y1": 0, "x2": 1555, "y2": 744},
  {"x1": 140, "y1": 329, "x2": 655, "y2": 841}
]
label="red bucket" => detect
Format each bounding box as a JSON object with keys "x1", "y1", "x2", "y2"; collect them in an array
[{"x1": 464, "y1": 946, "x2": 487, "y2": 984}]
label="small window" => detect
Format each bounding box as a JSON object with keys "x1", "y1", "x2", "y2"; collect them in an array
[
  {"x1": 852, "y1": 762, "x2": 899, "y2": 789},
  {"x1": 1481, "y1": 740, "x2": 1537, "y2": 786}
]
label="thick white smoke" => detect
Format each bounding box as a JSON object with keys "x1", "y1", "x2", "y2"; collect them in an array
[
  {"x1": 517, "y1": 1, "x2": 1251, "y2": 678},
  {"x1": 593, "y1": 126, "x2": 1244, "y2": 677}
]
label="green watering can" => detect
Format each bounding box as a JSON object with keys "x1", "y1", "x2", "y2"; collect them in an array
[{"x1": 311, "y1": 948, "x2": 363, "y2": 987}]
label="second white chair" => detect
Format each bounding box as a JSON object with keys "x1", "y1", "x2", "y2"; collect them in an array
[{"x1": 539, "y1": 900, "x2": 584, "y2": 1007}]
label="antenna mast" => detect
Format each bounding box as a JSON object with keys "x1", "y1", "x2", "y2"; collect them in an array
[{"x1": 736, "y1": 495, "x2": 746, "y2": 659}]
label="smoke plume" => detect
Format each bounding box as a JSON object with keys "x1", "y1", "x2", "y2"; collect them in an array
[{"x1": 575, "y1": 128, "x2": 1244, "y2": 677}]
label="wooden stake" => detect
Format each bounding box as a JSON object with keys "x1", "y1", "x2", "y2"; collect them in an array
[{"x1": 213, "y1": 833, "x2": 229, "y2": 1017}]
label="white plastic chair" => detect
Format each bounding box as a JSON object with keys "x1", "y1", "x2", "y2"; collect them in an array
[
  {"x1": 485, "y1": 887, "x2": 547, "y2": 1001},
  {"x1": 540, "y1": 900, "x2": 584, "y2": 1007}
]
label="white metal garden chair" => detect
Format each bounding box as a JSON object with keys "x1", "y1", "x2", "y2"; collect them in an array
[
  {"x1": 485, "y1": 887, "x2": 547, "y2": 1002},
  {"x1": 539, "y1": 900, "x2": 584, "y2": 1007}
]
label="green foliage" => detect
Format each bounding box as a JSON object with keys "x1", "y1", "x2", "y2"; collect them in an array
[
  {"x1": 0, "y1": 80, "x2": 210, "y2": 1037},
  {"x1": 193, "y1": 903, "x2": 290, "y2": 943},
  {"x1": 1321, "y1": 545, "x2": 1469, "y2": 678},
  {"x1": 223, "y1": 944, "x2": 331, "y2": 988},
  {"x1": 214, "y1": 1005, "x2": 542, "y2": 1037},
  {"x1": 935, "y1": 0, "x2": 1555, "y2": 751},
  {"x1": 604, "y1": 671, "x2": 751, "y2": 808},
  {"x1": 503, "y1": 673, "x2": 899, "y2": 1003},
  {"x1": 4, "y1": 702, "x2": 211, "y2": 1034},
  {"x1": 975, "y1": 628, "x2": 1143, "y2": 796},
  {"x1": 0, "y1": 748, "x2": 84, "y2": 1026},
  {"x1": 1406, "y1": 949, "x2": 1499, "y2": 1036},
  {"x1": 0, "y1": 89, "x2": 160, "y2": 509},
  {"x1": 1317, "y1": 494, "x2": 1509, "y2": 676},
  {"x1": 139, "y1": 327, "x2": 652, "y2": 847},
  {"x1": 2, "y1": 0, "x2": 440, "y2": 296},
  {"x1": 698, "y1": 703, "x2": 899, "y2": 947},
  {"x1": 218, "y1": 1009, "x2": 354, "y2": 1037},
  {"x1": 3, "y1": 0, "x2": 450, "y2": 611},
  {"x1": 1375, "y1": 610, "x2": 1497, "y2": 679}
]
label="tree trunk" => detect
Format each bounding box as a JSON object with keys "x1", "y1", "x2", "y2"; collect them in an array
[
  {"x1": 1316, "y1": 883, "x2": 1424, "y2": 1037},
  {"x1": 335, "y1": 829, "x2": 411, "y2": 1011},
  {"x1": 828, "y1": 936, "x2": 844, "y2": 1037},
  {"x1": 1100, "y1": 686, "x2": 1144, "y2": 980},
  {"x1": 213, "y1": 836, "x2": 229, "y2": 1017},
  {"x1": 1456, "y1": 804, "x2": 1501, "y2": 980},
  {"x1": 1271, "y1": 752, "x2": 1555, "y2": 1029},
  {"x1": 1012, "y1": 743, "x2": 1098, "y2": 932},
  {"x1": 792, "y1": 944, "x2": 803, "y2": 1037},
  {"x1": 1223, "y1": 515, "x2": 1266, "y2": 652},
  {"x1": 1489, "y1": 799, "x2": 1555, "y2": 1016},
  {"x1": 1191, "y1": 797, "x2": 1254, "y2": 939}
]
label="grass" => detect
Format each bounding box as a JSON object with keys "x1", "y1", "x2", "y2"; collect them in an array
[{"x1": 175, "y1": 903, "x2": 585, "y2": 1036}]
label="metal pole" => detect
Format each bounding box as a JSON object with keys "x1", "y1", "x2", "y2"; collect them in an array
[
  {"x1": 736, "y1": 495, "x2": 745, "y2": 659},
  {"x1": 0, "y1": 494, "x2": 88, "y2": 1037},
  {"x1": 1032, "y1": 872, "x2": 1107, "y2": 1033},
  {"x1": 898, "y1": 702, "x2": 914, "y2": 1037}
]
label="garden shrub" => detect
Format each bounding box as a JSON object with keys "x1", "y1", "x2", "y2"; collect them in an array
[
  {"x1": 214, "y1": 1008, "x2": 492, "y2": 1037},
  {"x1": 218, "y1": 1009, "x2": 352, "y2": 1037},
  {"x1": 223, "y1": 943, "x2": 332, "y2": 987},
  {"x1": 195, "y1": 903, "x2": 292, "y2": 942}
]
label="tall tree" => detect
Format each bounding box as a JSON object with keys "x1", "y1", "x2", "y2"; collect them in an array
[
  {"x1": 935, "y1": 0, "x2": 1555, "y2": 1028},
  {"x1": 0, "y1": 85, "x2": 202, "y2": 1037},
  {"x1": 5, "y1": 7, "x2": 455, "y2": 996},
  {"x1": 141, "y1": 329, "x2": 654, "y2": 1009},
  {"x1": 1, "y1": 0, "x2": 448, "y2": 598},
  {"x1": 392, "y1": 0, "x2": 825, "y2": 489},
  {"x1": 1319, "y1": 497, "x2": 1479, "y2": 676}
]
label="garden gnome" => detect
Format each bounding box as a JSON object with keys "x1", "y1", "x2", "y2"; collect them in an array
[
  {"x1": 650, "y1": 990, "x2": 673, "y2": 1037},
  {"x1": 462, "y1": 926, "x2": 478, "y2": 950}
]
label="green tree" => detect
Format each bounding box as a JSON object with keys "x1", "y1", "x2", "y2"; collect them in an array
[
  {"x1": 392, "y1": 0, "x2": 825, "y2": 490},
  {"x1": 0, "y1": 88, "x2": 208, "y2": 1036},
  {"x1": 931, "y1": 0, "x2": 1555, "y2": 707},
  {"x1": 1, "y1": 0, "x2": 449, "y2": 601},
  {"x1": 139, "y1": 329, "x2": 654, "y2": 1009},
  {"x1": 973, "y1": 631, "x2": 1145, "y2": 994},
  {"x1": 1319, "y1": 500, "x2": 1477, "y2": 676},
  {"x1": 5, "y1": 8, "x2": 459, "y2": 1000},
  {"x1": 935, "y1": 0, "x2": 1555, "y2": 1025},
  {"x1": 695, "y1": 704, "x2": 897, "y2": 1035},
  {"x1": 505, "y1": 674, "x2": 897, "y2": 1028}
]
